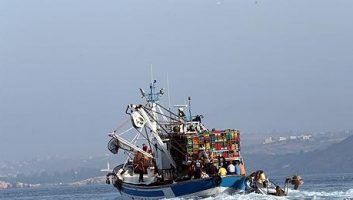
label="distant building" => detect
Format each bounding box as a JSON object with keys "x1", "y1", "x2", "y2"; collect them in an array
[
  {"x1": 298, "y1": 135, "x2": 312, "y2": 140},
  {"x1": 263, "y1": 134, "x2": 312, "y2": 145},
  {"x1": 289, "y1": 136, "x2": 297, "y2": 140},
  {"x1": 263, "y1": 137, "x2": 274, "y2": 144}
]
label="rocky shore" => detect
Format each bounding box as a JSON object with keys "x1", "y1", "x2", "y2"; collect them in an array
[
  {"x1": 68, "y1": 176, "x2": 106, "y2": 186},
  {"x1": 0, "y1": 176, "x2": 106, "y2": 190},
  {"x1": 0, "y1": 181, "x2": 40, "y2": 190},
  {"x1": 0, "y1": 181, "x2": 11, "y2": 189}
]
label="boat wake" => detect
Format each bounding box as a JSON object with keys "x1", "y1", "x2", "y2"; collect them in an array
[
  {"x1": 286, "y1": 188, "x2": 353, "y2": 200},
  {"x1": 165, "y1": 188, "x2": 353, "y2": 200}
]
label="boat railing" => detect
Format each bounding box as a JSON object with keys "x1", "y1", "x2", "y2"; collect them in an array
[
  {"x1": 113, "y1": 164, "x2": 124, "y2": 174},
  {"x1": 159, "y1": 168, "x2": 177, "y2": 181}
]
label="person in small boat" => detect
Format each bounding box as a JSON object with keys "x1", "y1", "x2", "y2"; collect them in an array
[
  {"x1": 255, "y1": 170, "x2": 267, "y2": 187},
  {"x1": 227, "y1": 161, "x2": 235, "y2": 175},
  {"x1": 287, "y1": 175, "x2": 304, "y2": 190},
  {"x1": 218, "y1": 165, "x2": 227, "y2": 176},
  {"x1": 275, "y1": 186, "x2": 286, "y2": 196}
]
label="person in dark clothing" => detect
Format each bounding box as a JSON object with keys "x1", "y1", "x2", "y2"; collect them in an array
[
  {"x1": 142, "y1": 144, "x2": 148, "y2": 152},
  {"x1": 135, "y1": 158, "x2": 145, "y2": 183},
  {"x1": 205, "y1": 162, "x2": 212, "y2": 175},
  {"x1": 218, "y1": 155, "x2": 226, "y2": 168},
  {"x1": 188, "y1": 161, "x2": 194, "y2": 179},
  {"x1": 209, "y1": 163, "x2": 218, "y2": 176},
  {"x1": 194, "y1": 160, "x2": 202, "y2": 179}
]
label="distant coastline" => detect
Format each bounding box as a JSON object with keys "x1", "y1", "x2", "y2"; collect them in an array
[
  {"x1": 0, "y1": 181, "x2": 40, "y2": 190},
  {"x1": 0, "y1": 176, "x2": 106, "y2": 190}
]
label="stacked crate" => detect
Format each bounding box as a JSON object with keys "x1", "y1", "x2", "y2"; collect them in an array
[{"x1": 186, "y1": 129, "x2": 241, "y2": 162}]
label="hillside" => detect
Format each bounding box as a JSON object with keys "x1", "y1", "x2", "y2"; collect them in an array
[
  {"x1": 301, "y1": 134, "x2": 353, "y2": 173},
  {"x1": 245, "y1": 134, "x2": 353, "y2": 175}
]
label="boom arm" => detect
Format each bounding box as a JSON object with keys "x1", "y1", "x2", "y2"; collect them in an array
[
  {"x1": 109, "y1": 133, "x2": 154, "y2": 159},
  {"x1": 128, "y1": 104, "x2": 176, "y2": 168}
]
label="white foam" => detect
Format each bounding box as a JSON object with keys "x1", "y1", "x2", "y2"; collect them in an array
[
  {"x1": 289, "y1": 188, "x2": 353, "y2": 199},
  {"x1": 165, "y1": 188, "x2": 353, "y2": 200}
]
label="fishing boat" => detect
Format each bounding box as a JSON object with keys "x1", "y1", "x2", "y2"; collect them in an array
[{"x1": 105, "y1": 80, "x2": 248, "y2": 199}]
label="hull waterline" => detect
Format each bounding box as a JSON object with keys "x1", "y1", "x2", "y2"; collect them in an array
[{"x1": 118, "y1": 175, "x2": 246, "y2": 199}]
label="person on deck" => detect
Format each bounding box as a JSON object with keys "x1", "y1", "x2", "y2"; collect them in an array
[
  {"x1": 194, "y1": 160, "x2": 202, "y2": 179},
  {"x1": 227, "y1": 161, "x2": 235, "y2": 175},
  {"x1": 217, "y1": 155, "x2": 226, "y2": 168},
  {"x1": 206, "y1": 162, "x2": 217, "y2": 177},
  {"x1": 210, "y1": 163, "x2": 218, "y2": 176},
  {"x1": 188, "y1": 161, "x2": 194, "y2": 179},
  {"x1": 218, "y1": 165, "x2": 227, "y2": 176},
  {"x1": 135, "y1": 158, "x2": 145, "y2": 183},
  {"x1": 234, "y1": 160, "x2": 241, "y2": 175},
  {"x1": 142, "y1": 144, "x2": 148, "y2": 152}
]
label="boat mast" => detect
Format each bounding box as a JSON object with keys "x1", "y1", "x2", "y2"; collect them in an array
[
  {"x1": 188, "y1": 96, "x2": 192, "y2": 121},
  {"x1": 138, "y1": 80, "x2": 176, "y2": 169}
]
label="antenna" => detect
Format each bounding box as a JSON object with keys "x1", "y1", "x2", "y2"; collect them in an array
[
  {"x1": 167, "y1": 73, "x2": 171, "y2": 110},
  {"x1": 188, "y1": 96, "x2": 192, "y2": 121},
  {"x1": 150, "y1": 64, "x2": 153, "y2": 84},
  {"x1": 139, "y1": 88, "x2": 146, "y2": 97}
]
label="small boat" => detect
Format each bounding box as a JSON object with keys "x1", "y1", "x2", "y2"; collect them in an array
[
  {"x1": 105, "y1": 80, "x2": 248, "y2": 199},
  {"x1": 245, "y1": 170, "x2": 304, "y2": 196}
]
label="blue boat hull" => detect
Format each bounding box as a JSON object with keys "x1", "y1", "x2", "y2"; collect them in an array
[{"x1": 119, "y1": 175, "x2": 246, "y2": 199}]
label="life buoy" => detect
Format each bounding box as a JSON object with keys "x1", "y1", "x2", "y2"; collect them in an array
[{"x1": 213, "y1": 176, "x2": 222, "y2": 186}]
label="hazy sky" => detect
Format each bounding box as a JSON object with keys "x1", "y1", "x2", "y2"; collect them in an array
[{"x1": 1, "y1": 0, "x2": 353, "y2": 161}]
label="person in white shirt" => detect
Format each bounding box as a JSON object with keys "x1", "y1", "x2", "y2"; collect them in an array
[{"x1": 227, "y1": 161, "x2": 236, "y2": 174}]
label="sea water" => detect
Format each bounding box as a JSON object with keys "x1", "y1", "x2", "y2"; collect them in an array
[{"x1": 1, "y1": 173, "x2": 352, "y2": 200}]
